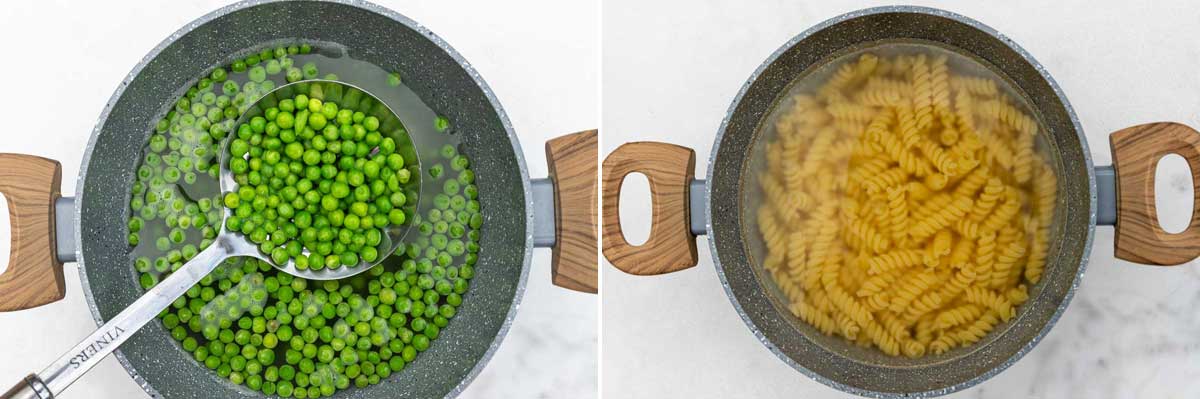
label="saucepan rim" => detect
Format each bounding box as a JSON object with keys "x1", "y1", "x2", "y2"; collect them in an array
[
  {"x1": 72, "y1": 0, "x2": 534, "y2": 398},
  {"x1": 703, "y1": 5, "x2": 1096, "y2": 397}
]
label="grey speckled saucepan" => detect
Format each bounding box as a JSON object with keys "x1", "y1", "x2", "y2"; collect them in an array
[
  {"x1": 0, "y1": 1, "x2": 597, "y2": 399},
  {"x1": 602, "y1": 6, "x2": 1200, "y2": 398}
]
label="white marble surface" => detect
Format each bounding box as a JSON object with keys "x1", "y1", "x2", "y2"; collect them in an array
[
  {"x1": 0, "y1": 1, "x2": 597, "y2": 398},
  {"x1": 602, "y1": 0, "x2": 1200, "y2": 398}
]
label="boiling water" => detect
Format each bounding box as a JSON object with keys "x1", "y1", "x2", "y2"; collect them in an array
[{"x1": 742, "y1": 41, "x2": 1061, "y2": 358}]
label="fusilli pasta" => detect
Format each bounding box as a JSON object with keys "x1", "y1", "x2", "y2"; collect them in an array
[{"x1": 756, "y1": 47, "x2": 1056, "y2": 358}]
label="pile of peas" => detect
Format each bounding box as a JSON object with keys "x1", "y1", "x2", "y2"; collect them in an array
[
  {"x1": 222, "y1": 91, "x2": 417, "y2": 269},
  {"x1": 128, "y1": 44, "x2": 483, "y2": 398},
  {"x1": 128, "y1": 43, "x2": 322, "y2": 288}
]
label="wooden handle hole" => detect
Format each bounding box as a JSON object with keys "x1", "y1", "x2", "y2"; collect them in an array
[
  {"x1": 618, "y1": 172, "x2": 652, "y2": 246},
  {"x1": 0, "y1": 192, "x2": 9, "y2": 275},
  {"x1": 1155, "y1": 153, "x2": 1193, "y2": 234}
]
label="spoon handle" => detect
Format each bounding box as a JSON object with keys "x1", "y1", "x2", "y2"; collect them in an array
[{"x1": 9, "y1": 239, "x2": 237, "y2": 398}]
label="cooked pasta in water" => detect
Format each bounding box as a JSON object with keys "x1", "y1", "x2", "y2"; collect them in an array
[{"x1": 748, "y1": 43, "x2": 1057, "y2": 358}]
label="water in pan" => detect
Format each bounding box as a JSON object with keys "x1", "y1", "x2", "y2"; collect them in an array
[
  {"x1": 123, "y1": 42, "x2": 484, "y2": 397},
  {"x1": 740, "y1": 41, "x2": 1061, "y2": 361}
]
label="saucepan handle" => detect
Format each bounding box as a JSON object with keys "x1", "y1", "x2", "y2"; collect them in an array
[
  {"x1": 542, "y1": 130, "x2": 599, "y2": 293},
  {"x1": 1, "y1": 374, "x2": 49, "y2": 399},
  {"x1": 1108, "y1": 122, "x2": 1200, "y2": 265},
  {"x1": 601, "y1": 142, "x2": 698, "y2": 275},
  {"x1": 0, "y1": 154, "x2": 66, "y2": 312}
]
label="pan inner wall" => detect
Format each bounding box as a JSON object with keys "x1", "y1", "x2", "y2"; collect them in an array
[{"x1": 78, "y1": 2, "x2": 526, "y2": 398}]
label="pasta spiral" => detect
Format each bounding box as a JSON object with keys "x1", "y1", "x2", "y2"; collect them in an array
[
  {"x1": 884, "y1": 186, "x2": 908, "y2": 243},
  {"x1": 934, "y1": 303, "x2": 984, "y2": 330},
  {"x1": 867, "y1": 249, "x2": 925, "y2": 275}
]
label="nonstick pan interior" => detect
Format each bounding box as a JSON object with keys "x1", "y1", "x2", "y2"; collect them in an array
[
  {"x1": 706, "y1": 6, "x2": 1094, "y2": 396},
  {"x1": 76, "y1": 1, "x2": 531, "y2": 398}
]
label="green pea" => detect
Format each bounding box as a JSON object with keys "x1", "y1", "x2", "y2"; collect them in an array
[
  {"x1": 139, "y1": 273, "x2": 158, "y2": 289},
  {"x1": 434, "y1": 116, "x2": 450, "y2": 133}
]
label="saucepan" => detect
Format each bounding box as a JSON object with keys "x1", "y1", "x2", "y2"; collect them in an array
[
  {"x1": 602, "y1": 6, "x2": 1199, "y2": 397},
  {"x1": 0, "y1": 1, "x2": 597, "y2": 398}
]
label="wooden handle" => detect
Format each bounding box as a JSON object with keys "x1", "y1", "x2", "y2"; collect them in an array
[
  {"x1": 601, "y1": 142, "x2": 698, "y2": 275},
  {"x1": 545, "y1": 130, "x2": 599, "y2": 293},
  {"x1": 0, "y1": 154, "x2": 65, "y2": 311},
  {"x1": 1110, "y1": 122, "x2": 1200, "y2": 265}
]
